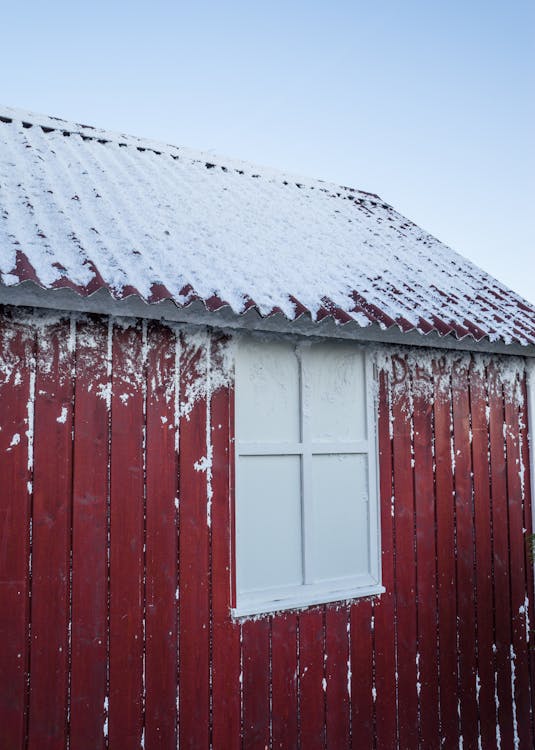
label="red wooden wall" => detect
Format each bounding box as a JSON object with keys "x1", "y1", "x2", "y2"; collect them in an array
[{"x1": 1, "y1": 307, "x2": 534, "y2": 749}]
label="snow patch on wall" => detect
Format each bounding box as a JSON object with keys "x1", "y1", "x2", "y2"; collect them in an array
[
  {"x1": 103, "y1": 696, "x2": 109, "y2": 738},
  {"x1": 374, "y1": 346, "x2": 528, "y2": 411},
  {"x1": 179, "y1": 329, "x2": 234, "y2": 420},
  {"x1": 519, "y1": 597, "x2": 530, "y2": 644},
  {"x1": 0, "y1": 313, "x2": 39, "y2": 423},
  {"x1": 56, "y1": 406, "x2": 68, "y2": 424},
  {"x1": 26, "y1": 361, "x2": 36, "y2": 473},
  {"x1": 194, "y1": 455, "x2": 212, "y2": 473},
  {"x1": 510, "y1": 645, "x2": 519, "y2": 749}
]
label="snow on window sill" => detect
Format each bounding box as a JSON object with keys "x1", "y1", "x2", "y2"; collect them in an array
[{"x1": 231, "y1": 581, "x2": 385, "y2": 620}]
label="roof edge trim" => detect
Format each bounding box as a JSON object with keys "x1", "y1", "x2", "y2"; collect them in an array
[{"x1": 2, "y1": 281, "x2": 534, "y2": 358}]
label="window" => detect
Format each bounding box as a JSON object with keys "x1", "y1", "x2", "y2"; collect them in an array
[{"x1": 233, "y1": 336, "x2": 382, "y2": 617}]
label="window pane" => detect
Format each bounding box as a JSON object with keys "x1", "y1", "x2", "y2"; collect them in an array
[
  {"x1": 235, "y1": 339, "x2": 300, "y2": 442},
  {"x1": 310, "y1": 454, "x2": 369, "y2": 582},
  {"x1": 236, "y1": 455, "x2": 302, "y2": 594},
  {"x1": 306, "y1": 343, "x2": 366, "y2": 441}
]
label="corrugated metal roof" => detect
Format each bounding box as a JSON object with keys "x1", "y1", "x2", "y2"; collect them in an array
[{"x1": 0, "y1": 105, "x2": 534, "y2": 346}]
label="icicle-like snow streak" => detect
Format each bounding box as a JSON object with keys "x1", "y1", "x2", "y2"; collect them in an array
[
  {"x1": 239, "y1": 625, "x2": 244, "y2": 739},
  {"x1": 173, "y1": 330, "x2": 181, "y2": 456},
  {"x1": 141, "y1": 319, "x2": 148, "y2": 750},
  {"x1": 492, "y1": 643, "x2": 501, "y2": 749},
  {"x1": 346, "y1": 617, "x2": 352, "y2": 699},
  {"x1": 173, "y1": 327, "x2": 181, "y2": 740},
  {"x1": 184, "y1": 331, "x2": 234, "y2": 528},
  {"x1": 178, "y1": 329, "x2": 233, "y2": 420},
  {"x1": 518, "y1": 400, "x2": 527, "y2": 503},
  {"x1": 510, "y1": 645, "x2": 519, "y2": 749},
  {"x1": 385, "y1": 364, "x2": 400, "y2": 747},
  {"x1": 66, "y1": 314, "x2": 76, "y2": 745},
  {"x1": 26, "y1": 348, "x2": 36, "y2": 475},
  {"x1": 103, "y1": 696, "x2": 109, "y2": 738},
  {"x1": 174, "y1": 326, "x2": 181, "y2": 744},
  {"x1": 370, "y1": 610, "x2": 377, "y2": 710},
  {"x1": 25, "y1": 330, "x2": 36, "y2": 725},
  {"x1": 96, "y1": 317, "x2": 114, "y2": 408},
  {"x1": 104, "y1": 316, "x2": 112, "y2": 744},
  {"x1": 519, "y1": 598, "x2": 530, "y2": 644},
  {"x1": 206, "y1": 341, "x2": 213, "y2": 528},
  {"x1": 475, "y1": 671, "x2": 482, "y2": 750},
  {"x1": 458, "y1": 699, "x2": 463, "y2": 749}
]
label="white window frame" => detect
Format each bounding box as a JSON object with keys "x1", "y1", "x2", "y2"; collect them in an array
[{"x1": 231, "y1": 338, "x2": 384, "y2": 618}]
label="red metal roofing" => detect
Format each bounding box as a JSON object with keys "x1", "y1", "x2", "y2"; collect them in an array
[{"x1": 0, "y1": 106, "x2": 534, "y2": 346}]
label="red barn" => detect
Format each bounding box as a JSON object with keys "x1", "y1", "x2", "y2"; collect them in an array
[{"x1": 1, "y1": 106, "x2": 535, "y2": 749}]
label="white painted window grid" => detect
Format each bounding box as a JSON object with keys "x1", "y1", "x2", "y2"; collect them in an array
[{"x1": 232, "y1": 338, "x2": 384, "y2": 618}]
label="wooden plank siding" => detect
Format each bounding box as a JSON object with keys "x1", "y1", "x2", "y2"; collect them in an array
[{"x1": 1, "y1": 306, "x2": 534, "y2": 749}]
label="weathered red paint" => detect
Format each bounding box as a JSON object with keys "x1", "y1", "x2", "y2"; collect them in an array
[
  {"x1": 1, "y1": 307, "x2": 534, "y2": 749},
  {"x1": 504, "y1": 376, "x2": 533, "y2": 747},
  {"x1": 489, "y1": 362, "x2": 516, "y2": 747},
  {"x1": 374, "y1": 372, "x2": 398, "y2": 749},
  {"x1": 178, "y1": 336, "x2": 211, "y2": 750},
  {"x1": 145, "y1": 322, "x2": 179, "y2": 748},
  {"x1": 109, "y1": 323, "x2": 145, "y2": 749},
  {"x1": 70, "y1": 318, "x2": 109, "y2": 750},
  {"x1": 469, "y1": 361, "x2": 498, "y2": 749},
  {"x1": 242, "y1": 618, "x2": 271, "y2": 749},
  {"x1": 519, "y1": 375, "x2": 535, "y2": 742},
  {"x1": 298, "y1": 608, "x2": 325, "y2": 749},
  {"x1": 211, "y1": 352, "x2": 241, "y2": 750},
  {"x1": 325, "y1": 606, "x2": 350, "y2": 749},
  {"x1": 28, "y1": 321, "x2": 73, "y2": 750},
  {"x1": 452, "y1": 358, "x2": 479, "y2": 748},
  {"x1": 412, "y1": 365, "x2": 440, "y2": 750},
  {"x1": 434, "y1": 360, "x2": 461, "y2": 748},
  {"x1": 0, "y1": 318, "x2": 33, "y2": 750},
  {"x1": 271, "y1": 612, "x2": 298, "y2": 749},
  {"x1": 350, "y1": 599, "x2": 374, "y2": 747},
  {"x1": 391, "y1": 357, "x2": 419, "y2": 750}
]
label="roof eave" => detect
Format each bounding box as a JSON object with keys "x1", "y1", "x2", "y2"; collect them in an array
[{"x1": 1, "y1": 281, "x2": 534, "y2": 358}]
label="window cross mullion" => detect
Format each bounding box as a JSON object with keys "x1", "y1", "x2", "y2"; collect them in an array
[
  {"x1": 311, "y1": 440, "x2": 369, "y2": 455},
  {"x1": 236, "y1": 442, "x2": 305, "y2": 456},
  {"x1": 299, "y1": 345, "x2": 314, "y2": 585}
]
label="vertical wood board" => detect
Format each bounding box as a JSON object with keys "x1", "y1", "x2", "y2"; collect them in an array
[
  {"x1": 69, "y1": 318, "x2": 109, "y2": 750},
  {"x1": 0, "y1": 318, "x2": 34, "y2": 750},
  {"x1": 108, "y1": 322, "x2": 145, "y2": 749}
]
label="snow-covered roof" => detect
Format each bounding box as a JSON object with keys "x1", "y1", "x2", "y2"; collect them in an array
[{"x1": 0, "y1": 105, "x2": 534, "y2": 347}]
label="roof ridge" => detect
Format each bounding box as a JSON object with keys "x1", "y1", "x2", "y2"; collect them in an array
[{"x1": 0, "y1": 104, "x2": 381, "y2": 202}]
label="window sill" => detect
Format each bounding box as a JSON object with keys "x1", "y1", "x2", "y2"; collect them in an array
[{"x1": 232, "y1": 582, "x2": 386, "y2": 619}]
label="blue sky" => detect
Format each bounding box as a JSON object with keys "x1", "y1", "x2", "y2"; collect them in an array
[{"x1": 2, "y1": 1, "x2": 534, "y2": 302}]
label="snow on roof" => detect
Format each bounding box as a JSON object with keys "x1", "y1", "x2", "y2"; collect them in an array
[{"x1": 0, "y1": 105, "x2": 534, "y2": 346}]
